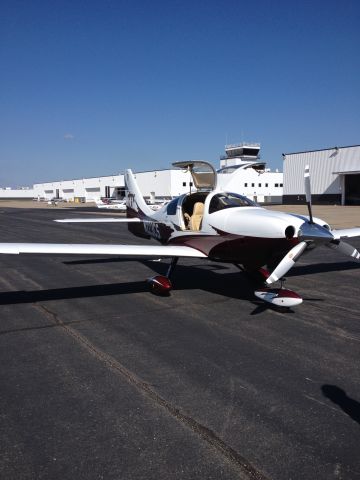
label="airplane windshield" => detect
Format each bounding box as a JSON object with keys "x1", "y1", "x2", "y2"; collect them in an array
[{"x1": 209, "y1": 192, "x2": 258, "y2": 214}]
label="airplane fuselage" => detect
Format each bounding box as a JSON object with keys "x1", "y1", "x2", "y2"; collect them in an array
[{"x1": 126, "y1": 190, "x2": 329, "y2": 270}]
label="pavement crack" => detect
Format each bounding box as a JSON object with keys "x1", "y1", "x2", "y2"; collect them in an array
[{"x1": 34, "y1": 302, "x2": 268, "y2": 480}]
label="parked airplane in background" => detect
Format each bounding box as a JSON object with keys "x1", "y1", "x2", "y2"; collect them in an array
[
  {"x1": 95, "y1": 198, "x2": 127, "y2": 211},
  {"x1": 147, "y1": 199, "x2": 169, "y2": 211},
  {"x1": 1, "y1": 162, "x2": 359, "y2": 308}
]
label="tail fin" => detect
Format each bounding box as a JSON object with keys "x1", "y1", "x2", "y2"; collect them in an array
[{"x1": 125, "y1": 169, "x2": 152, "y2": 217}]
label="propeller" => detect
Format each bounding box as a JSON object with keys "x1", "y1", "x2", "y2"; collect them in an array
[
  {"x1": 266, "y1": 241, "x2": 307, "y2": 284},
  {"x1": 328, "y1": 239, "x2": 360, "y2": 261},
  {"x1": 304, "y1": 165, "x2": 313, "y2": 223},
  {"x1": 266, "y1": 165, "x2": 360, "y2": 285}
]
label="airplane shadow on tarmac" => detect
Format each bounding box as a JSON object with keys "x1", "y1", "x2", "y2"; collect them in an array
[
  {"x1": 0, "y1": 257, "x2": 340, "y2": 311},
  {"x1": 65, "y1": 257, "x2": 326, "y2": 313},
  {"x1": 0, "y1": 259, "x2": 255, "y2": 306},
  {"x1": 0, "y1": 281, "x2": 148, "y2": 305},
  {"x1": 322, "y1": 385, "x2": 360, "y2": 425}
]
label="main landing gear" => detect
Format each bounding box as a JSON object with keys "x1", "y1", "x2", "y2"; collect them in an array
[
  {"x1": 235, "y1": 264, "x2": 303, "y2": 308},
  {"x1": 147, "y1": 257, "x2": 179, "y2": 296}
]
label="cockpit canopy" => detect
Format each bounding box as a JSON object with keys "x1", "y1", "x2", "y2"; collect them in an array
[
  {"x1": 209, "y1": 192, "x2": 258, "y2": 214},
  {"x1": 172, "y1": 161, "x2": 217, "y2": 191}
]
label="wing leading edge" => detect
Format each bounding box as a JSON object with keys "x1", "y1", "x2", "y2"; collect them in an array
[
  {"x1": 0, "y1": 243, "x2": 207, "y2": 258},
  {"x1": 332, "y1": 228, "x2": 360, "y2": 240}
]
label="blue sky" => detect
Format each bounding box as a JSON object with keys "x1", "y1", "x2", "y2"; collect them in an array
[{"x1": 1, "y1": 0, "x2": 359, "y2": 186}]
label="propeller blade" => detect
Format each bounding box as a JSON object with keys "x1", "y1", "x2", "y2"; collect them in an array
[
  {"x1": 328, "y1": 240, "x2": 360, "y2": 261},
  {"x1": 304, "y1": 165, "x2": 314, "y2": 224},
  {"x1": 266, "y1": 241, "x2": 308, "y2": 285}
]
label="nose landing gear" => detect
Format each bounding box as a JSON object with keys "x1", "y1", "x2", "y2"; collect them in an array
[
  {"x1": 254, "y1": 279, "x2": 303, "y2": 307},
  {"x1": 235, "y1": 264, "x2": 303, "y2": 308}
]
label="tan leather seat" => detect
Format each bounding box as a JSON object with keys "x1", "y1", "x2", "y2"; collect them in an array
[{"x1": 189, "y1": 202, "x2": 204, "y2": 231}]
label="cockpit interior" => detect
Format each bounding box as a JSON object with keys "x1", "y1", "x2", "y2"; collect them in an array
[{"x1": 166, "y1": 191, "x2": 257, "y2": 232}]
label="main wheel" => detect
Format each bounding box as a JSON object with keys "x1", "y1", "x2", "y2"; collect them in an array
[{"x1": 147, "y1": 275, "x2": 172, "y2": 295}]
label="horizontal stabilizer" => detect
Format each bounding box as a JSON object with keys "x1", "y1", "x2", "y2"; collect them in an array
[
  {"x1": 0, "y1": 243, "x2": 207, "y2": 258},
  {"x1": 55, "y1": 218, "x2": 141, "y2": 223}
]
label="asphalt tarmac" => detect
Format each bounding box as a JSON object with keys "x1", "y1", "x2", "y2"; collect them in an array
[{"x1": 0, "y1": 207, "x2": 359, "y2": 480}]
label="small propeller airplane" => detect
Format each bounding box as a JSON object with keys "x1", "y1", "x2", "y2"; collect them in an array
[
  {"x1": 95, "y1": 198, "x2": 127, "y2": 210},
  {"x1": 0, "y1": 161, "x2": 359, "y2": 308}
]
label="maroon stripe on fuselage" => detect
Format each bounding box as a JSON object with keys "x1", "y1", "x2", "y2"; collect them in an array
[
  {"x1": 125, "y1": 205, "x2": 299, "y2": 269},
  {"x1": 126, "y1": 206, "x2": 151, "y2": 239},
  {"x1": 169, "y1": 233, "x2": 299, "y2": 268},
  {"x1": 126, "y1": 207, "x2": 174, "y2": 242},
  {"x1": 126, "y1": 205, "x2": 148, "y2": 220}
]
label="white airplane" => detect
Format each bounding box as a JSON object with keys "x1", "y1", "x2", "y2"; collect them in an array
[
  {"x1": 95, "y1": 198, "x2": 127, "y2": 210},
  {"x1": 147, "y1": 200, "x2": 169, "y2": 211},
  {"x1": 0, "y1": 161, "x2": 359, "y2": 308}
]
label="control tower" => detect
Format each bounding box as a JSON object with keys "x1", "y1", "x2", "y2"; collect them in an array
[{"x1": 220, "y1": 142, "x2": 261, "y2": 168}]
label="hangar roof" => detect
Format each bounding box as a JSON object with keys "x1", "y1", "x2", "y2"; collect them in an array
[{"x1": 282, "y1": 144, "x2": 360, "y2": 156}]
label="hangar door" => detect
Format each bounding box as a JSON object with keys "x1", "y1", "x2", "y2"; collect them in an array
[{"x1": 345, "y1": 174, "x2": 360, "y2": 205}]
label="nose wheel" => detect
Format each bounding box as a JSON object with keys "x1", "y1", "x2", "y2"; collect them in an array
[{"x1": 254, "y1": 277, "x2": 303, "y2": 308}]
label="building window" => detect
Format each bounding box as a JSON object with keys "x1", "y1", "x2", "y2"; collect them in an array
[
  {"x1": 182, "y1": 182, "x2": 186, "y2": 187},
  {"x1": 280, "y1": 183, "x2": 283, "y2": 187},
  {"x1": 275, "y1": 183, "x2": 279, "y2": 188},
  {"x1": 244, "y1": 183, "x2": 248, "y2": 187},
  {"x1": 190, "y1": 182, "x2": 193, "y2": 187},
  {"x1": 265, "y1": 183, "x2": 268, "y2": 187},
  {"x1": 258, "y1": 183, "x2": 261, "y2": 187},
  {"x1": 251, "y1": 183, "x2": 255, "y2": 187}
]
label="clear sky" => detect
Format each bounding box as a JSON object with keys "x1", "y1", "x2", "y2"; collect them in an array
[{"x1": 1, "y1": 0, "x2": 359, "y2": 186}]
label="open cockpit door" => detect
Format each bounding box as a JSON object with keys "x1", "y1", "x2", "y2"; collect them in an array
[{"x1": 172, "y1": 161, "x2": 217, "y2": 191}]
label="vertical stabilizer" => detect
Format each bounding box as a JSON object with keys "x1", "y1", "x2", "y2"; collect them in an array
[{"x1": 125, "y1": 169, "x2": 152, "y2": 217}]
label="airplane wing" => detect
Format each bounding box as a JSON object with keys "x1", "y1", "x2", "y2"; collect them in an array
[
  {"x1": 55, "y1": 218, "x2": 141, "y2": 223},
  {"x1": 331, "y1": 228, "x2": 360, "y2": 239},
  {"x1": 0, "y1": 243, "x2": 207, "y2": 258}
]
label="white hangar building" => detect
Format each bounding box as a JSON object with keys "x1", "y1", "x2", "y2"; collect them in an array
[
  {"x1": 32, "y1": 143, "x2": 283, "y2": 204},
  {"x1": 283, "y1": 144, "x2": 360, "y2": 205},
  {"x1": 33, "y1": 169, "x2": 193, "y2": 203}
]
